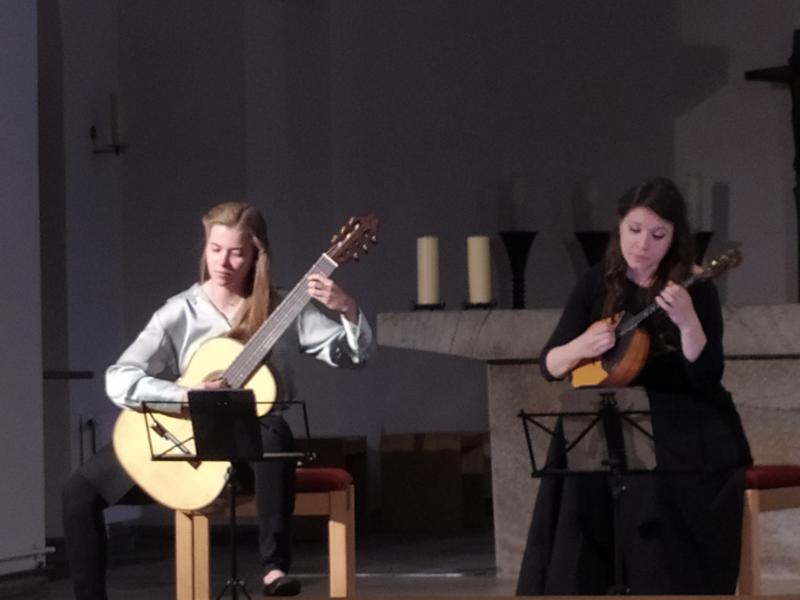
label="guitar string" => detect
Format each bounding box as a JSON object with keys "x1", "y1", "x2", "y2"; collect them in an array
[
  {"x1": 225, "y1": 260, "x2": 332, "y2": 386},
  {"x1": 224, "y1": 254, "x2": 338, "y2": 388},
  {"x1": 616, "y1": 254, "x2": 736, "y2": 337},
  {"x1": 241, "y1": 257, "x2": 338, "y2": 372},
  {"x1": 617, "y1": 273, "x2": 700, "y2": 337},
  {"x1": 225, "y1": 276, "x2": 313, "y2": 385}
]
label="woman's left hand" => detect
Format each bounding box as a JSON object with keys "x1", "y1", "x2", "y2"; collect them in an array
[
  {"x1": 307, "y1": 273, "x2": 359, "y2": 323},
  {"x1": 655, "y1": 281, "x2": 699, "y2": 330}
]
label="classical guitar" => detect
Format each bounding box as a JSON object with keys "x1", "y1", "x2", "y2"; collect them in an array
[
  {"x1": 570, "y1": 248, "x2": 741, "y2": 388},
  {"x1": 112, "y1": 215, "x2": 379, "y2": 512}
]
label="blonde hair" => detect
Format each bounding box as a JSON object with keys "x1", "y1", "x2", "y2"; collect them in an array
[{"x1": 200, "y1": 201, "x2": 271, "y2": 341}]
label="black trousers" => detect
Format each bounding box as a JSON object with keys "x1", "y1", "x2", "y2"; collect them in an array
[{"x1": 62, "y1": 414, "x2": 296, "y2": 600}]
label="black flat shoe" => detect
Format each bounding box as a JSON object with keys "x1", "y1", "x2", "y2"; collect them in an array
[{"x1": 263, "y1": 575, "x2": 301, "y2": 596}]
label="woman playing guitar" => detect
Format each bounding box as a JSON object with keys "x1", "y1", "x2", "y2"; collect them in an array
[
  {"x1": 516, "y1": 177, "x2": 751, "y2": 595},
  {"x1": 62, "y1": 202, "x2": 375, "y2": 599}
]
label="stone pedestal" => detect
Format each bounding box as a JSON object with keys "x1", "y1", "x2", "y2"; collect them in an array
[{"x1": 377, "y1": 305, "x2": 800, "y2": 581}]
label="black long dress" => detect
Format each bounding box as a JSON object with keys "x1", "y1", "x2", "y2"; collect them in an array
[{"x1": 516, "y1": 265, "x2": 752, "y2": 596}]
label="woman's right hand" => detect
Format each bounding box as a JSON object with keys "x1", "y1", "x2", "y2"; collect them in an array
[
  {"x1": 544, "y1": 319, "x2": 617, "y2": 379},
  {"x1": 573, "y1": 319, "x2": 617, "y2": 359},
  {"x1": 179, "y1": 378, "x2": 227, "y2": 415}
]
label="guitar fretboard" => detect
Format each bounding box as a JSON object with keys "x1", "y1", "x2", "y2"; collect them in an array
[
  {"x1": 616, "y1": 272, "x2": 700, "y2": 338},
  {"x1": 223, "y1": 253, "x2": 338, "y2": 388}
]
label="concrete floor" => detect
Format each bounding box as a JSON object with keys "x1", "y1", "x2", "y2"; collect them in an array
[{"x1": 3, "y1": 526, "x2": 799, "y2": 599}]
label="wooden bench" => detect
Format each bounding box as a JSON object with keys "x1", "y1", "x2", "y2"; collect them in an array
[
  {"x1": 175, "y1": 467, "x2": 355, "y2": 599},
  {"x1": 737, "y1": 464, "x2": 800, "y2": 595}
]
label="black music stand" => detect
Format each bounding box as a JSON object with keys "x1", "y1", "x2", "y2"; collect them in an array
[
  {"x1": 517, "y1": 387, "x2": 705, "y2": 595},
  {"x1": 187, "y1": 389, "x2": 306, "y2": 600}
]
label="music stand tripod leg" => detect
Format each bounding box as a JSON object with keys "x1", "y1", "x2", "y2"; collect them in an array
[
  {"x1": 216, "y1": 465, "x2": 251, "y2": 600},
  {"x1": 600, "y1": 392, "x2": 630, "y2": 595},
  {"x1": 607, "y1": 461, "x2": 629, "y2": 595}
]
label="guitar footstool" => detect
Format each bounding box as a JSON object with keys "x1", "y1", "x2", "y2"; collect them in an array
[{"x1": 175, "y1": 467, "x2": 355, "y2": 599}]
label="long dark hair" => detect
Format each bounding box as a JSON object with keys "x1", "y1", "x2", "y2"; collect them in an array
[{"x1": 602, "y1": 177, "x2": 694, "y2": 318}]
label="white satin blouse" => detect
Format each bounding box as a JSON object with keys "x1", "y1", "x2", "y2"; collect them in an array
[{"x1": 105, "y1": 283, "x2": 374, "y2": 413}]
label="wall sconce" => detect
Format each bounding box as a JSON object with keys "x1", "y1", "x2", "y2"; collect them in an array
[{"x1": 90, "y1": 93, "x2": 128, "y2": 155}]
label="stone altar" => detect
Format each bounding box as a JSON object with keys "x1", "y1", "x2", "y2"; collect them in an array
[{"x1": 377, "y1": 306, "x2": 800, "y2": 581}]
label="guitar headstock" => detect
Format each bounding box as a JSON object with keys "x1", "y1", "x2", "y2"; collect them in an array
[
  {"x1": 700, "y1": 247, "x2": 742, "y2": 280},
  {"x1": 325, "y1": 214, "x2": 379, "y2": 265}
]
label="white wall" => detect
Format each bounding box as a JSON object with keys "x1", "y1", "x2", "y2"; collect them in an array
[
  {"x1": 48, "y1": 0, "x2": 129, "y2": 528},
  {"x1": 676, "y1": 0, "x2": 800, "y2": 303},
  {"x1": 0, "y1": 0, "x2": 46, "y2": 575}
]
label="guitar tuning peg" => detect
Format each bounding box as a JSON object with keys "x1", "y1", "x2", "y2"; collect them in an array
[
  {"x1": 348, "y1": 216, "x2": 356, "y2": 226},
  {"x1": 330, "y1": 235, "x2": 339, "y2": 244},
  {"x1": 339, "y1": 225, "x2": 347, "y2": 235},
  {"x1": 352, "y1": 252, "x2": 360, "y2": 261},
  {"x1": 361, "y1": 243, "x2": 369, "y2": 253},
  {"x1": 370, "y1": 235, "x2": 378, "y2": 244}
]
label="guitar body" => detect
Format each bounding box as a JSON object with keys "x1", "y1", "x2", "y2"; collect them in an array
[
  {"x1": 571, "y1": 326, "x2": 650, "y2": 388},
  {"x1": 112, "y1": 337, "x2": 276, "y2": 512}
]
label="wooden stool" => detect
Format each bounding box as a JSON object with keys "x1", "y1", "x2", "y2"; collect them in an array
[
  {"x1": 175, "y1": 467, "x2": 355, "y2": 599},
  {"x1": 737, "y1": 464, "x2": 800, "y2": 595}
]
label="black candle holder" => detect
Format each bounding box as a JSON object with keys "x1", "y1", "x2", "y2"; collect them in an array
[
  {"x1": 411, "y1": 302, "x2": 445, "y2": 311},
  {"x1": 90, "y1": 125, "x2": 127, "y2": 155},
  {"x1": 693, "y1": 231, "x2": 713, "y2": 263},
  {"x1": 575, "y1": 230, "x2": 610, "y2": 266},
  {"x1": 463, "y1": 300, "x2": 497, "y2": 310},
  {"x1": 499, "y1": 231, "x2": 537, "y2": 309}
]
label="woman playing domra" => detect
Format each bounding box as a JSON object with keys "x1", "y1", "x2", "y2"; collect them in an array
[{"x1": 516, "y1": 177, "x2": 751, "y2": 595}]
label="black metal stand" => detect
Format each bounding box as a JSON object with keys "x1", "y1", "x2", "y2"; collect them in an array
[
  {"x1": 607, "y1": 457, "x2": 628, "y2": 595},
  {"x1": 598, "y1": 392, "x2": 631, "y2": 595},
  {"x1": 518, "y1": 387, "x2": 655, "y2": 595},
  {"x1": 141, "y1": 393, "x2": 313, "y2": 599},
  {"x1": 217, "y1": 465, "x2": 250, "y2": 600},
  {"x1": 519, "y1": 387, "x2": 709, "y2": 595}
]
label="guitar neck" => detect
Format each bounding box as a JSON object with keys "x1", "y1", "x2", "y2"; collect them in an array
[
  {"x1": 616, "y1": 272, "x2": 700, "y2": 337},
  {"x1": 223, "y1": 253, "x2": 338, "y2": 388}
]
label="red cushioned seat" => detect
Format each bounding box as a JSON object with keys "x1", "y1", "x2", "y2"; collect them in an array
[
  {"x1": 744, "y1": 464, "x2": 800, "y2": 490},
  {"x1": 296, "y1": 467, "x2": 353, "y2": 493}
]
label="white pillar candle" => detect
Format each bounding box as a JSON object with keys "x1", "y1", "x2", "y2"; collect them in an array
[
  {"x1": 110, "y1": 93, "x2": 122, "y2": 146},
  {"x1": 467, "y1": 236, "x2": 492, "y2": 304},
  {"x1": 416, "y1": 236, "x2": 440, "y2": 305},
  {"x1": 685, "y1": 174, "x2": 702, "y2": 230}
]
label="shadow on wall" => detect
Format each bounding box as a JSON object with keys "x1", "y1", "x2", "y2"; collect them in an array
[{"x1": 708, "y1": 181, "x2": 735, "y2": 305}]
